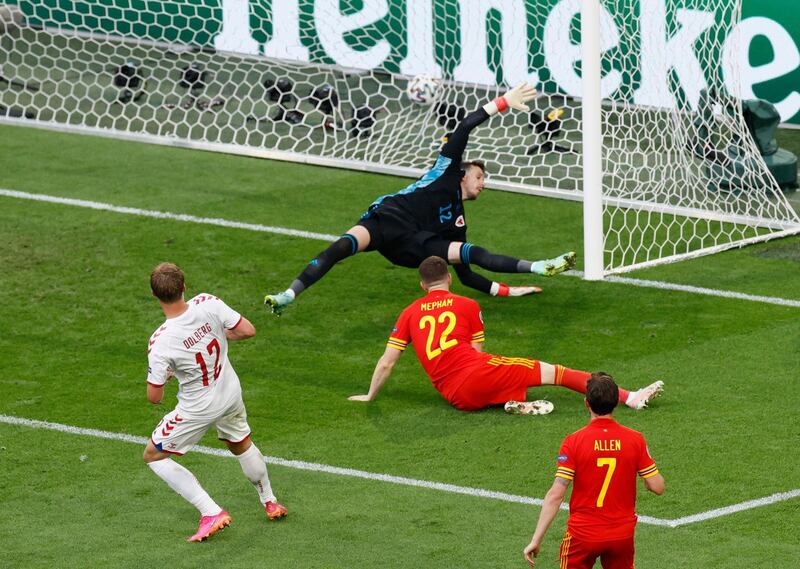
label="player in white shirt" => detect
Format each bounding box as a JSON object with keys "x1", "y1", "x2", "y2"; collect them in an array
[{"x1": 143, "y1": 262, "x2": 287, "y2": 542}]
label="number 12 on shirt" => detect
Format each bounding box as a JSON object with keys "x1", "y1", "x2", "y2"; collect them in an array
[{"x1": 194, "y1": 338, "x2": 221, "y2": 386}]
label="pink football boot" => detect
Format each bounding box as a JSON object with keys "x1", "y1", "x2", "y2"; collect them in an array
[
  {"x1": 187, "y1": 510, "x2": 231, "y2": 542},
  {"x1": 265, "y1": 501, "x2": 288, "y2": 521}
]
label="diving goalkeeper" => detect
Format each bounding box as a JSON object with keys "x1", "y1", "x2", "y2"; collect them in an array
[{"x1": 265, "y1": 82, "x2": 576, "y2": 315}]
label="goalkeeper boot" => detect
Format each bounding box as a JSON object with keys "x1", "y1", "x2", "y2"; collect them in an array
[
  {"x1": 504, "y1": 400, "x2": 554, "y2": 416},
  {"x1": 265, "y1": 500, "x2": 288, "y2": 521},
  {"x1": 264, "y1": 291, "x2": 294, "y2": 316},
  {"x1": 625, "y1": 380, "x2": 664, "y2": 410},
  {"x1": 187, "y1": 510, "x2": 231, "y2": 542},
  {"x1": 531, "y1": 251, "x2": 576, "y2": 276}
]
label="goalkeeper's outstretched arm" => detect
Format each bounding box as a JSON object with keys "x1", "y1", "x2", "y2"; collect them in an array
[
  {"x1": 441, "y1": 82, "x2": 538, "y2": 161},
  {"x1": 453, "y1": 263, "x2": 494, "y2": 294},
  {"x1": 453, "y1": 264, "x2": 541, "y2": 297}
]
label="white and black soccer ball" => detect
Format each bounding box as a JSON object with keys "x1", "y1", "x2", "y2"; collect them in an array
[{"x1": 406, "y1": 74, "x2": 441, "y2": 106}]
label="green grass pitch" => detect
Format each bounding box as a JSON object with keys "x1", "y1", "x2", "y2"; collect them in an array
[{"x1": 0, "y1": 123, "x2": 798, "y2": 568}]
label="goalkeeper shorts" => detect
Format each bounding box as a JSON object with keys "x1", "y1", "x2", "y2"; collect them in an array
[{"x1": 357, "y1": 211, "x2": 453, "y2": 268}]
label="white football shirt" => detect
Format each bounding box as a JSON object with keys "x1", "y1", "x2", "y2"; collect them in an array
[{"x1": 147, "y1": 293, "x2": 243, "y2": 415}]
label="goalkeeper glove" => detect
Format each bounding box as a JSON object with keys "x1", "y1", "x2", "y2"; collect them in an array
[
  {"x1": 491, "y1": 282, "x2": 542, "y2": 297},
  {"x1": 484, "y1": 82, "x2": 538, "y2": 115}
]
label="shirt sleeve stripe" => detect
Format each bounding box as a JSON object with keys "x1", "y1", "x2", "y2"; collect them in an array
[
  {"x1": 638, "y1": 464, "x2": 659, "y2": 478},
  {"x1": 557, "y1": 465, "x2": 575, "y2": 473},
  {"x1": 387, "y1": 338, "x2": 407, "y2": 351},
  {"x1": 555, "y1": 470, "x2": 574, "y2": 481}
]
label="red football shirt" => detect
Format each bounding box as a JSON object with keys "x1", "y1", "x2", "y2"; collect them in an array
[
  {"x1": 555, "y1": 417, "x2": 659, "y2": 541},
  {"x1": 387, "y1": 289, "x2": 488, "y2": 400}
]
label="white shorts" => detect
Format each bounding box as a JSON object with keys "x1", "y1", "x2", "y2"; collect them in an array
[{"x1": 150, "y1": 397, "x2": 251, "y2": 455}]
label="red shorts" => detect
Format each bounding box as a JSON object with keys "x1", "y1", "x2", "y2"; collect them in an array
[
  {"x1": 559, "y1": 531, "x2": 635, "y2": 569},
  {"x1": 446, "y1": 356, "x2": 540, "y2": 411}
]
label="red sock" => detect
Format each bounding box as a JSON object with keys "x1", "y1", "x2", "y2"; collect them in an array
[
  {"x1": 555, "y1": 366, "x2": 629, "y2": 403},
  {"x1": 554, "y1": 365, "x2": 590, "y2": 394}
]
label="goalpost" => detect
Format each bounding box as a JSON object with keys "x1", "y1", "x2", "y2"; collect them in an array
[
  {"x1": 1, "y1": 0, "x2": 798, "y2": 278},
  {"x1": 580, "y1": 0, "x2": 800, "y2": 278}
]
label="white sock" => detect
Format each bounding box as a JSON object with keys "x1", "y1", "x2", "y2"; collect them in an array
[
  {"x1": 148, "y1": 458, "x2": 222, "y2": 516},
  {"x1": 284, "y1": 288, "x2": 296, "y2": 300},
  {"x1": 236, "y1": 443, "x2": 277, "y2": 504}
]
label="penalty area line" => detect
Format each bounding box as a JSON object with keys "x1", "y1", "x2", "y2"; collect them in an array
[
  {"x1": 1, "y1": 188, "x2": 799, "y2": 308},
  {"x1": 2, "y1": 413, "x2": 798, "y2": 528}
]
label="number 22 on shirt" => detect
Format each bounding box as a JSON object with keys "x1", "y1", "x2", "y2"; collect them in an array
[{"x1": 419, "y1": 311, "x2": 458, "y2": 360}]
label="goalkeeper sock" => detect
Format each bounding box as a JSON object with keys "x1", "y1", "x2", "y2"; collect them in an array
[
  {"x1": 148, "y1": 458, "x2": 221, "y2": 516},
  {"x1": 293, "y1": 234, "x2": 358, "y2": 295},
  {"x1": 461, "y1": 243, "x2": 522, "y2": 272},
  {"x1": 236, "y1": 443, "x2": 277, "y2": 504},
  {"x1": 287, "y1": 282, "x2": 302, "y2": 297},
  {"x1": 516, "y1": 260, "x2": 533, "y2": 272}
]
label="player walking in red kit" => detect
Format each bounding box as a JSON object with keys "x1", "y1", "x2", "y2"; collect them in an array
[
  {"x1": 523, "y1": 373, "x2": 666, "y2": 567},
  {"x1": 349, "y1": 256, "x2": 663, "y2": 413}
]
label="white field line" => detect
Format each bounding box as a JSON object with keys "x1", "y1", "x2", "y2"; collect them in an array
[
  {"x1": 2, "y1": 414, "x2": 798, "y2": 528},
  {"x1": 2, "y1": 188, "x2": 799, "y2": 309},
  {"x1": 0, "y1": 189, "x2": 339, "y2": 242},
  {"x1": 568, "y1": 271, "x2": 800, "y2": 308},
  {"x1": 4, "y1": 191, "x2": 797, "y2": 524}
]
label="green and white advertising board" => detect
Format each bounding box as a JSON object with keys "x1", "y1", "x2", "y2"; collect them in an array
[{"x1": 17, "y1": 0, "x2": 800, "y2": 125}]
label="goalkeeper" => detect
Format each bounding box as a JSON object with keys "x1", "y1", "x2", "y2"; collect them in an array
[{"x1": 265, "y1": 82, "x2": 576, "y2": 315}]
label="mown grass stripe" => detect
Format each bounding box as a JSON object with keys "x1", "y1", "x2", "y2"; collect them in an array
[
  {"x1": 2, "y1": 188, "x2": 798, "y2": 308},
  {"x1": 2, "y1": 413, "x2": 796, "y2": 527}
]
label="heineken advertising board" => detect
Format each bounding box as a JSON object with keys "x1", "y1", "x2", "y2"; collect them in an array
[{"x1": 18, "y1": 0, "x2": 800, "y2": 125}]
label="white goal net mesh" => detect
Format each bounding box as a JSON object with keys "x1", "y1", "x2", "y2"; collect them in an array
[{"x1": 1, "y1": 0, "x2": 797, "y2": 275}]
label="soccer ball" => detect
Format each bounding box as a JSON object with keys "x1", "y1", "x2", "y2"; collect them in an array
[{"x1": 406, "y1": 74, "x2": 441, "y2": 105}]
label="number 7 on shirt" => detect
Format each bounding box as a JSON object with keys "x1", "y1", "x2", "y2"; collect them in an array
[{"x1": 596, "y1": 457, "x2": 617, "y2": 507}]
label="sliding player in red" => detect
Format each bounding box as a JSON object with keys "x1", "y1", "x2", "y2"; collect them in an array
[
  {"x1": 348, "y1": 256, "x2": 663, "y2": 414},
  {"x1": 264, "y1": 82, "x2": 575, "y2": 316},
  {"x1": 524, "y1": 374, "x2": 666, "y2": 568}
]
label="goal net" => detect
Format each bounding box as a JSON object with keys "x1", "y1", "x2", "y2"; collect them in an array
[{"x1": 1, "y1": 0, "x2": 797, "y2": 276}]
